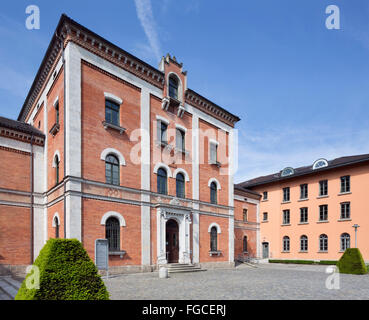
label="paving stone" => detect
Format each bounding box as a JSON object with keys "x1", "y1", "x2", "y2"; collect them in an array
[{"x1": 104, "y1": 263, "x2": 369, "y2": 300}]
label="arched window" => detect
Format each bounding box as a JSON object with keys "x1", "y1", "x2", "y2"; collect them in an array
[
  {"x1": 55, "y1": 155, "x2": 60, "y2": 184},
  {"x1": 105, "y1": 217, "x2": 120, "y2": 251},
  {"x1": 319, "y1": 234, "x2": 328, "y2": 252},
  {"x1": 210, "y1": 226, "x2": 218, "y2": 252},
  {"x1": 54, "y1": 216, "x2": 59, "y2": 239},
  {"x1": 176, "y1": 173, "x2": 185, "y2": 198},
  {"x1": 157, "y1": 168, "x2": 168, "y2": 195},
  {"x1": 340, "y1": 233, "x2": 350, "y2": 251},
  {"x1": 283, "y1": 236, "x2": 290, "y2": 252},
  {"x1": 243, "y1": 236, "x2": 248, "y2": 252},
  {"x1": 210, "y1": 182, "x2": 217, "y2": 204},
  {"x1": 168, "y1": 75, "x2": 179, "y2": 100},
  {"x1": 300, "y1": 235, "x2": 308, "y2": 252},
  {"x1": 105, "y1": 154, "x2": 120, "y2": 185}
]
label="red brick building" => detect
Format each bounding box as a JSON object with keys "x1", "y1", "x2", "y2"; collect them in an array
[{"x1": 0, "y1": 15, "x2": 258, "y2": 275}]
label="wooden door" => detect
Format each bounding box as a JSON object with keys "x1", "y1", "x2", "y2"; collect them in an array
[{"x1": 166, "y1": 219, "x2": 179, "y2": 263}]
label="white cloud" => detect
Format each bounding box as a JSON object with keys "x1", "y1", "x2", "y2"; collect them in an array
[{"x1": 134, "y1": 0, "x2": 162, "y2": 62}]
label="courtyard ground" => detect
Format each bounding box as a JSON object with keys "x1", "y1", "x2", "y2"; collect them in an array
[{"x1": 104, "y1": 263, "x2": 369, "y2": 300}]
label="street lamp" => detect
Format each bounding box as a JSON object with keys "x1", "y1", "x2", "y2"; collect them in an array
[{"x1": 352, "y1": 224, "x2": 360, "y2": 248}]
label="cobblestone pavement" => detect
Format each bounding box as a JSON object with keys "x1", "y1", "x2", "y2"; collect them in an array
[{"x1": 104, "y1": 263, "x2": 369, "y2": 300}]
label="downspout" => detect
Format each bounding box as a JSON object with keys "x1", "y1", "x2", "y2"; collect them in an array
[
  {"x1": 55, "y1": 31, "x2": 67, "y2": 239},
  {"x1": 30, "y1": 134, "x2": 34, "y2": 263}
]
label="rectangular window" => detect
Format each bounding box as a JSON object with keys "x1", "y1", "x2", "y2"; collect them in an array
[
  {"x1": 300, "y1": 184, "x2": 308, "y2": 199},
  {"x1": 263, "y1": 191, "x2": 268, "y2": 200},
  {"x1": 319, "y1": 205, "x2": 328, "y2": 221},
  {"x1": 340, "y1": 176, "x2": 350, "y2": 193},
  {"x1": 283, "y1": 187, "x2": 290, "y2": 202},
  {"x1": 176, "y1": 128, "x2": 185, "y2": 152},
  {"x1": 300, "y1": 207, "x2": 308, "y2": 223},
  {"x1": 55, "y1": 101, "x2": 59, "y2": 125},
  {"x1": 319, "y1": 180, "x2": 328, "y2": 196},
  {"x1": 210, "y1": 142, "x2": 218, "y2": 163},
  {"x1": 157, "y1": 120, "x2": 168, "y2": 144},
  {"x1": 105, "y1": 100, "x2": 120, "y2": 126},
  {"x1": 282, "y1": 210, "x2": 290, "y2": 225},
  {"x1": 263, "y1": 212, "x2": 268, "y2": 221},
  {"x1": 340, "y1": 202, "x2": 351, "y2": 219},
  {"x1": 243, "y1": 209, "x2": 248, "y2": 222}
]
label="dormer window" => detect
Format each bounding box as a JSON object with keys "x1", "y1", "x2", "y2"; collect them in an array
[
  {"x1": 281, "y1": 167, "x2": 294, "y2": 177},
  {"x1": 313, "y1": 158, "x2": 328, "y2": 170},
  {"x1": 168, "y1": 75, "x2": 179, "y2": 100}
]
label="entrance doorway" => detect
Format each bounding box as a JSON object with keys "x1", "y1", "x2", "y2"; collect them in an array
[
  {"x1": 166, "y1": 219, "x2": 179, "y2": 263},
  {"x1": 262, "y1": 242, "x2": 269, "y2": 259}
]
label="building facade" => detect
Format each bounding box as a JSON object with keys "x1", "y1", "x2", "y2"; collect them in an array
[
  {"x1": 0, "y1": 15, "x2": 258, "y2": 275},
  {"x1": 237, "y1": 155, "x2": 369, "y2": 262}
]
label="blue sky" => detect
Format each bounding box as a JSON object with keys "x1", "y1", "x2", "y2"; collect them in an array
[{"x1": 0, "y1": 0, "x2": 369, "y2": 182}]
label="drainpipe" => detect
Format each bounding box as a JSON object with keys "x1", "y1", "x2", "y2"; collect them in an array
[
  {"x1": 30, "y1": 134, "x2": 34, "y2": 264},
  {"x1": 55, "y1": 31, "x2": 66, "y2": 239}
]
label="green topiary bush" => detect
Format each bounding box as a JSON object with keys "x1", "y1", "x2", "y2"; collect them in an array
[
  {"x1": 336, "y1": 248, "x2": 367, "y2": 275},
  {"x1": 15, "y1": 238, "x2": 109, "y2": 300}
]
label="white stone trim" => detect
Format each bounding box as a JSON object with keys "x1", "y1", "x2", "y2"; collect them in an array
[
  {"x1": 53, "y1": 96, "x2": 59, "y2": 107},
  {"x1": 173, "y1": 168, "x2": 190, "y2": 182},
  {"x1": 100, "y1": 211, "x2": 126, "y2": 227},
  {"x1": 208, "y1": 177, "x2": 221, "y2": 190},
  {"x1": 209, "y1": 139, "x2": 219, "y2": 146},
  {"x1": 51, "y1": 150, "x2": 61, "y2": 168},
  {"x1": 175, "y1": 124, "x2": 187, "y2": 133},
  {"x1": 234, "y1": 195, "x2": 260, "y2": 205},
  {"x1": 52, "y1": 212, "x2": 60, "y2": 227},
  {"x1": 104, "y1": 92, "x2": 123, "y2": 105},
  {"x1": 156, "y1": 115, "x2": 170, "y2": 125},
  {"x1": 208, "y1": 222, "x2": 221, "y2": 234},
  {"x1": 100, "y1": 148, "x2": 126, "y2": 166},
  {"x1": 153, "y1": 163, "x2": 173, "y2": 178}
]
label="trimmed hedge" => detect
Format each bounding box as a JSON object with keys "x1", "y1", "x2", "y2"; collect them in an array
[
  {"x1": 15, "y1": 238, "x2": 109, "y2": 300},
  {"x1": 269, "y1": 259, "x2": 337, "y2": 265},
  {"x1": 336, "y1": 248, "x2": 367, "y2": 275}
]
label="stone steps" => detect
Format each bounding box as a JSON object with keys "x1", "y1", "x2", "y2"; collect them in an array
[
  {"x1": 0, "y1": 276, "x2": 22, "y2": 300},
  {"x1": 167, "y1": 263, "x2": 206, "y2": 274}
]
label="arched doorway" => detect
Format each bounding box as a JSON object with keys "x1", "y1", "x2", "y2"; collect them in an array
[{"x1": 166, "y1": 219, "x2": 179, "y2": 263}]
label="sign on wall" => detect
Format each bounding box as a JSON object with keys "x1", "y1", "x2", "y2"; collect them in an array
[{"x1": 95, "y1": 239, "x2": 109, "y2": 276}]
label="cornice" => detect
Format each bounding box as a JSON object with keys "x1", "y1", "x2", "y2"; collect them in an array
[{"x1": 185, "y1": 89, "x2": 240, "y2": 127}]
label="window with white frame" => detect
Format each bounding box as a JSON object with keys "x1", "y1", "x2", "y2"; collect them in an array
[
  {"x1": 300, "y1": 235, "x2": 308, "y2": 252},
  {"x1": 282, "y1": 209, "x2": 290, "y2": 225},
  {"x1": 283, "y1": 236, "x2": 290, "y2": 252},
  {"x1": 319, "y1": 180, "x2": 328, "y2": 196},
  {"x1": 300, "y1": 184, "x2": 308, "y2": 199},
  {"x1": 340, "y1": 176, "x2": 350, "y2": 193},
  {"x1": 209, "y1": 141, "x2": 218, "y2": 164},
  {"x1": 300, "y1": 207, "x2": 308, "y2": 223},
  {"x1": 319, "y1": 234, "x2": 328, "y2": 252},
  {"x1": 176, "y1": 128, "x2": 185, "y2": 152},
  {"x1": 340, "y1": 202, "x2": 350, "y2": 219},
  {"x1": 340, "y1": 233, "x2": 350, "y2": 251},
  {"x1": 319, "y1": 205, "x2": 328, "y2": 221}
]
